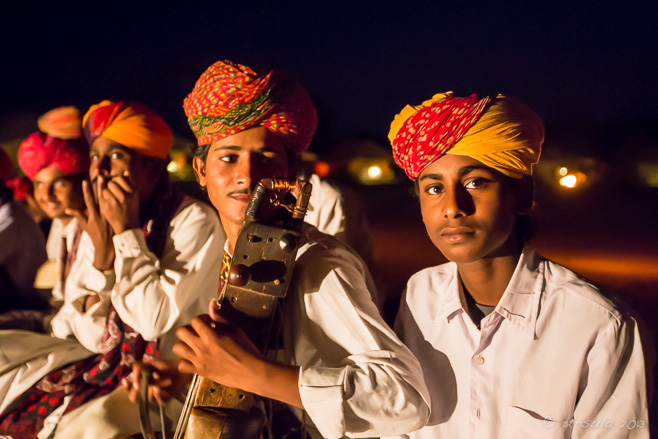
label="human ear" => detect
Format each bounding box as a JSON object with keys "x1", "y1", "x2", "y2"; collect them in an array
[{"x1": 192, "y1": 157, "x2": 207, "y2": 188}]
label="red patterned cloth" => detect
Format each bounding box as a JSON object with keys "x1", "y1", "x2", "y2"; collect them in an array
[
  {"x1": 0, "y1": 207, "x2": 178, "y2": 437},
  {"x1": 183, "y1": 60, "x2": 317, "y2": 154},
  {"x1": 390, "y1": 94, "x2": 491, "y2": 179},
  {"x1": 18, "y1": 133, "x2": 89, "y2": 180},
  {"x1": 0, "y1": 306, "x2": 160, "y2": 436}
]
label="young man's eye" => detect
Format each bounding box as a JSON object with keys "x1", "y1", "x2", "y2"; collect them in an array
[
  {"x1": 425, "y1": 185, "x2": 444, "y2": 195},
  {"x1": 464, "y1": 178, "x2": 488, "y2": 189},
  {"x1": 53, "y1": 180, "x2": 69, "y2": 190},
  {"x1": 90, "y1": 154, "x2": 99, "y2": 162},
  {"x1": 219, "y1": 154, "x2": 238, "y2": 164},
  {"x1": 111, "y1": 152, "x2": 125, "y2": 160}
]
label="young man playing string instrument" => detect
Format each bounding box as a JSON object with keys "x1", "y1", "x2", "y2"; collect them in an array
[
  {"x1": 126, "y1": 59, "x2": 431, "y2": 439},
  {"x1": 384, "y1": 92, "x2": 649, "y2": 438}
]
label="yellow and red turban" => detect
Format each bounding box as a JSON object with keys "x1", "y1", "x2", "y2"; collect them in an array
[
  {"x1": 183, "y1": 60, "x2": 317, "y2": 154},
  {"x1": 0, "y1": 148, "x2": 12, "y2": 181},
  {"x1": 18, "y1": 107, "x2": 90, "y2": 180},
  {"x1": 82, "y1": 100, "x2": 173, "y2": 159},
  {"x1": 389, "y1": 92, "x2": 544, "y2": 180}
]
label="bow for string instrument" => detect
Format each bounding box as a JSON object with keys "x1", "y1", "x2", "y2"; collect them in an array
[{"x1": 164, "y1": 177, "x2": 312, "y2": 439}]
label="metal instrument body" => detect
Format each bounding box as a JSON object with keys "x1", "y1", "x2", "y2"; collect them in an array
[{"x1": 173, "y1": 178, "x2": 312, "y2": 439}]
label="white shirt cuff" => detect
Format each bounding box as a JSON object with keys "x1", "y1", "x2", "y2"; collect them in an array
[
  {"x1": 113, "y1": 228, "x2": 147, "y2": 258},
  {"x1": 299, "y1": 366, "x2": 346, "y2": 439},
  {"x1": 84, "y1": 264, "x2": 114, "y2": 293}
]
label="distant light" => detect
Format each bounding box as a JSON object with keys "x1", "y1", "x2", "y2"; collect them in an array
[
  {"x1": 559, "y1": 174, "x2": 578, "y2": 188},
  {"x1": 367, "y1": 165, "x2": 382, "y2": 179},
  {"x1": 167, "y1": 161, "x2": 179, "y2": 173},
  {"x1": 559, "y1": 167, "x2": 568, "y2": 176},
  {"x1": 314, "y1": 161, "x2": 331, "y2": 179},
  {"x1": 637, "y1": 163, "x2": 658, "y2": 187},
  {"x1": 349, "y1": 158, "x2": 396, "y2": 185}
]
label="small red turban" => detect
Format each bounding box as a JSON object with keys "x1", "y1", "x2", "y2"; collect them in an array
[
  {"x1": 82, "y1": 100, "x2": 173, "y2": 159},
  {"x1": 183, "y1": 60, "x2": 317, "y2": 154},
  {"x1": 0, "y1": 148, "x2": 12, "y2": 181},
  {"x1": 18, "y1": 107, "x2": 90, "y2": 180}
]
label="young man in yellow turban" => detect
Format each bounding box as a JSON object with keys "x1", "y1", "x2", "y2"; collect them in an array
[
  {"x1": 385, "y1": 92, "x2": 649, "y2": 438},
  {"x1": 126, "y1": 60, "x2": 430, "y2": 439},
  {"x1": 0, "y1": 101, "x2": 225, "y2": 438}
]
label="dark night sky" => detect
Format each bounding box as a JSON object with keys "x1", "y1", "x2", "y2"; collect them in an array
[{"x1": 2, "y1": 3, "x2": 658, "y2": 155}]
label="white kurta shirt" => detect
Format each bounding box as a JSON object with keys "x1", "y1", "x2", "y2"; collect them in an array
[
  {"x1": 272, "y1": 225, "x2": 430, "y2": 438},
  {"x1": 45, "y1": 216, "x2": 64, "y2": 262},
  {"x1": 50, "y1": 196, "x2": 225, "y2": 358},
  {"x1": 305, "y1": 174, "x2": 374, "y2": 267},
  {"x1": 49, "y1": 218, "x2": 108, "y2": 352},
  {"x1": 388, "y1": 248, "x2": 649, "y2": 439},
  {"x1": 36, "y1": 197, "x2": 225, "y2": 438}
]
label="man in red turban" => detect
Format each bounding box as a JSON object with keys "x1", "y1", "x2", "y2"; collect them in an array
[{"x1": 17, "y1": 107, "x2": 89, "y2": 293}]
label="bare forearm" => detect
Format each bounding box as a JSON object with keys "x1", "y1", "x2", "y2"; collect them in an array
[
  {"x1": 93, "y1": 247, "x2": 115, "y2": 271},
  {"x1": 205, "y1": 357, "x2": 303, "y2": 408},
  {"x1": 255, "y1": 361, "x2": 302, "y2": 408}
]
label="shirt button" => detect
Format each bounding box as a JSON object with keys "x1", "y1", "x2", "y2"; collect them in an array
[{"x1": 475, "y1": 355, "x2": 485, "y2": 365}]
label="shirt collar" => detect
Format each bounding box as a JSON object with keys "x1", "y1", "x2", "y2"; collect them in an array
[
  {"x1": 433, "y1": 247, "x2": 545, "y2": 339},
  {"x1": 493, "y1": 247, "x2": 544, "y2": 339},
  {"x1": 432, "y1": 263, "x2": 467, "y2": 324}
]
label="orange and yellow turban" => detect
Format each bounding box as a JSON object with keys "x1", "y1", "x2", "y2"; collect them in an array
[
  {"x1": 18, "y1": 107, "x2": 90, "y2": 180},
  {"x1": 183, "y1": 60, "x2": 317, "y2": 154},
  {"x1": 82, "y1": 100, "x2": 172, "y2": 159},
  {"x1": 389, "y1": 92, "x2": 544, "y2": 180}
]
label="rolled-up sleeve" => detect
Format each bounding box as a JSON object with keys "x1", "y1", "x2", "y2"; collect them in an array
[
  {"x1": 109, "y1": 202, "x2": 223, "y2": 344},
  {"x1": 287, "y1": 231, "x2": 430, "y2": 438}
]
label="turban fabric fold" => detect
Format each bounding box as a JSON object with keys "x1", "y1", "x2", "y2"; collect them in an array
[
  {"x1": 183, "y1": 60, "x2": 317, "y2": 154},
  {"x1": 18, "y1": 107, "x2": 90, "y2": 180},
  {"x1": 82, "y1": 100, "x2": 172, "y2": 159},
  {"x1": 389, "y1": 92, "x2": 544, "y2": 179}
]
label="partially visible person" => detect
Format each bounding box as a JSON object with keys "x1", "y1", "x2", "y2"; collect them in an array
[
  {"x1": 0, "y1": 100, "x2": 224, "y2": 439},
  {"x1": 126, "y1": 60, "x2": 430, "y2": 439},
  {"x1": 0, "y1": 147, "x2": 47, "y2": 312},
  {"x1": 6, "y1": 175, "x2": 50, "y2": 238},
  {"x1": 384, "y1": 92, "x2": 649, "y2": 438},
  {"x1": 17, "y1": 106, "x2": 89, "y2": 305}
]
